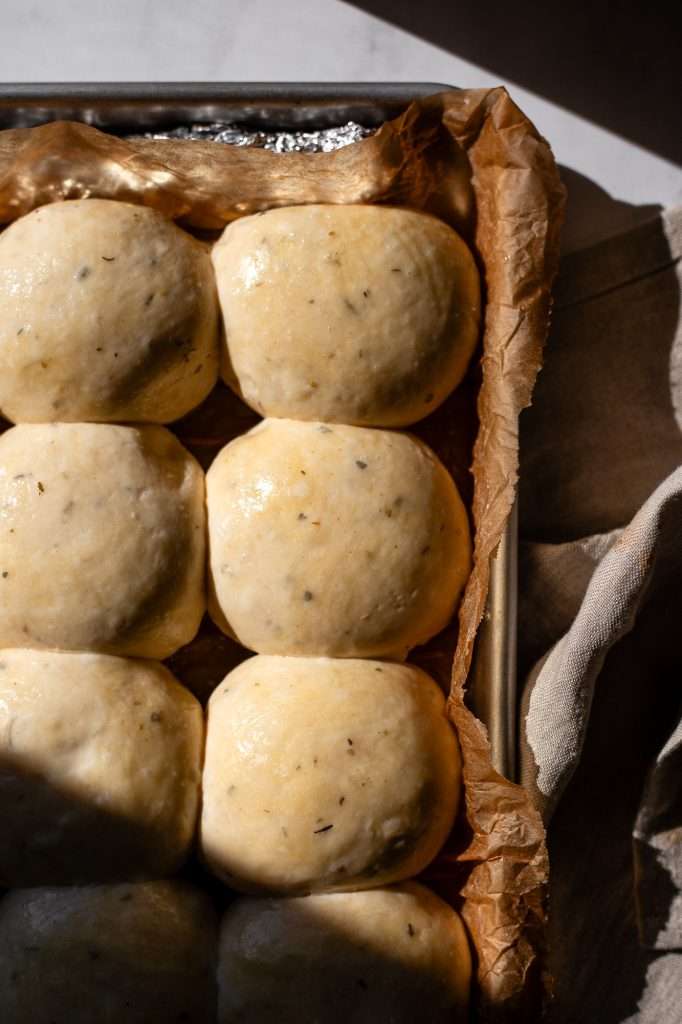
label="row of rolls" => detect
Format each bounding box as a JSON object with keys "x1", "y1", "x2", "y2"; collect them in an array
[{"x1": 0, "y1": 195, "x2": 480, "y2": 1021}]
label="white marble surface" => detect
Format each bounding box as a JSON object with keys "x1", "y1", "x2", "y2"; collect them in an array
[{"x1": 1, "y1": 0, "x2": 680, "y2": 251}]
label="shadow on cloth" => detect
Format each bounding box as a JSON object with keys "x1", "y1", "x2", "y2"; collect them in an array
[
  {"x1": 518, "y1": 190, "x2": 682, "y2": 1021},
  {"x1": 542, "y1": 575, "x2": 682, "y2": 1023}
]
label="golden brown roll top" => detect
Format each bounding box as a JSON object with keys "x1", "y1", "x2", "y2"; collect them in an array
[
  {"x1": 206, "y1": 418, "x2": 471, "y2": 659},
  {"x1": 212, "y1": 203, "x2": 480, "y2": 427},
  {"x1": 0, "y1": 649, "x2": 203, "y2": 886},
  {"x1": 200, "y1": 655, "x2": 460, "y2": 894},
  {"x1": 0, "y1": 423, "x2": 205, "y2": 659},
  {"x1": 0, "y1": 199, "x2": 218, "y2": 424}
]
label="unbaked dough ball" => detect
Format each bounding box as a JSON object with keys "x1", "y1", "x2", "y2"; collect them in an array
[
  {"x1": 0, "y1": 649, "x2": 203, "y2": 886},
  {"x1": 201, "y1": 655, "x2": 460, "y2": 893},
  {"x1": 207, "y1": 418, "x2": 471, "y2": 658},
  {"x1": 218, "y1": 883, "x2": 471, "y2": 1023},
  {"x1": 0, "y1": 881, "x2": 218, "y2": 1024},
  {"x1": 212, "y1": 204, "x2": 480, "y2": 426},
  {"x1": 0, "y1": 198, "x2": 218, "y2": 423},
  {"x1": 0, "y1": 423, "x2": 205, "y2": 658}
]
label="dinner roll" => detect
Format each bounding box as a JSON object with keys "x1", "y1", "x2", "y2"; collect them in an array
[
  {"x1": 0, "y1": 423, "x2": 205, "y2": 658},
  {"x1": 0, "y1": 198, "x2": 218, "y2": 423},
  {"x1": 201, "y1": 655, "x2": 460, "y2": 893},
  {"x1": 207, "y1": 418, "x2": 470, "y2": 658},
  {"x1": 212, "y1": 204, "x2": 480, "y2": 426},
  {"x1": 0, "y1": 881, "x2": 218, "y2": 1024},
  {"x1": 218, "y1": 883, "x2": 471, "y2": 1023},
  {"x1": 0, "y1": 649, "x2": 203, "y2": 886}
]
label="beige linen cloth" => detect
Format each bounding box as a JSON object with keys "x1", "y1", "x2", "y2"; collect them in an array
[{"x1": 518, "y1": 206, "x2": 682, "y2": 1022}]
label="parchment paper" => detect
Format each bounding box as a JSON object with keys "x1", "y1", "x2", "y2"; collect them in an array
[{"x1": 0, "y1": 87, "x2": 565, "y2": 1021}]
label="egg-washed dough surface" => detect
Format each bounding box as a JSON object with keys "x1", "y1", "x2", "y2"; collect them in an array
[
  {"x1": 0, "y1": 881, "x2": 218, "y2": 1024},
  {"x1": 201, "y1": 655, "x2": 460, "y2": 894},
  {"x1": 206, "y1": 418, "x2": 471, "y2": 658},
  {"x1": 0, "y1": 649, "x2": 203, "y2": 886},
  {"x1": 0, "y1": 423, "x2": 205, "y2": 658},
  {"x1": 0, "y1": 88, "x2": 564, "y2": 1018},
  {"x1": 212, "y1": 203, "x2": 480, "y2": 427},
  {"x1": 0, "y1": 198, "x2": 218, "y2": 424},
  {"x1": 218, "y1": 882, "x2": 471, "y2": 1023}
]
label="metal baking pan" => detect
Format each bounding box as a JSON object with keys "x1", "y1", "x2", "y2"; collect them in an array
[{"x1": 0, "y1": 82, "x2": 518, "y2": 782}]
